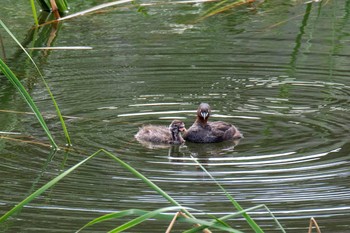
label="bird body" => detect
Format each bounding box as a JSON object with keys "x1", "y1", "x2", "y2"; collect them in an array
[
  {"x1": 184, "y1": 103, "x2": 242, "y2": 143},
  {"x1": 135, "y1": 120, "x2": 185, "y2": 144}
]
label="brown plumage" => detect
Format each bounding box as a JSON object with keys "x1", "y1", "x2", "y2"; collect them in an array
[
  {"x1": 135, "y1": 120, "x2": 186, "y2": 144},
  {"x1": 183, "y1": 103, "x2": 242, "y2": 143}
]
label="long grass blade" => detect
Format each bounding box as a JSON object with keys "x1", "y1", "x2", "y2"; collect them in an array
[
  {"x1": 0, "y1": 149, "x2": 257, "y2": 232},
  {"x1": 109, "y1": 207, "x2": 190, "y2": 233},
  {"x1": 78, "y1": 206, "x2": 243, "y2": 233},
  {"x1": 191, "y1": 155, "x2": 264, "y2": 233},
  {"x1": 55, "y1": 0, "x2": 69, "y2": 13},
  {"x1": 185, "y1": 204, "x2": 287, "y2": 233},
  {"x1": 30, "y1": 0, "x2": 39, "y2": 26},
  {"x1": 0, "y1": 58, "x2": 58, "y2": 149},
  {"x1": 100, "y1": 149, "x2": 192, "y2": 217},
  {"x1": 35, "y1": 0, "x2": 51, "y2": 12},
  {"x1": 0, "y1": 149, "x2": 102, "y2": 223},
  {"x1": 0, "y1": 19, "x2": 72, "y2": 146},
  {"x1": 108, "y1": 206, "x2": 238, "y2": 233}
]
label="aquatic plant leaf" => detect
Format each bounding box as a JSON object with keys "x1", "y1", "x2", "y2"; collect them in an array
[
  {"x1": 0, "y1": 149, "x2": 101, "y2": 223},
  {"x1": 30, "y1": 0, "x2": 39, "y2": 26},
  {"x1": 35, "y1": 0, "x2": 51, "y2": 12},
  {"x1": 78, "y1": 206, "x2": 242, "y2": 233},
  {"x1": 0, "y1": 19, "x2": 72, "y2": 146},
  {"x1": 0, "y1": 58, "x2": 58, "y2": 149},
  {"x1": 192, "y1": 156, "x2": 265, "y2": 233}
]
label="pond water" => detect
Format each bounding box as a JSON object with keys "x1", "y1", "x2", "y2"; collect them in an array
[{"x1": 1, "y1": 0, "x2": 350, "y2": 232}]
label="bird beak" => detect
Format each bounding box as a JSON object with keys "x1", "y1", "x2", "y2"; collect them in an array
[
  {"x1": 179, "y1": 126, "x2": 186, "y2": 132},
  {"x1": 201, "y1": 112, "x2": 208, "y2": 119}
]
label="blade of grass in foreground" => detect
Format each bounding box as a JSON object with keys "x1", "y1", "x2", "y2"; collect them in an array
[
  {"x1": 108, "y1": 206, "x2": 240, "y2": 233},
  {"x1": 0, "y1": 58, "x2": 58, "y2": 149},
  {"x1": 0, "y1": 146, "x2": 101, "y2": 223},
  {"x1": 101, "y1": 149, "x2": 192, "y2": 217},
  {"x1": 29, "y1": 0, "x2": 39, "y2": 26},
  {"x1": 191, "y1": 155, "x2": 264, "y2": 233},
  {"x1": 0, "y1": 149, "x2": 240, "y2": 233},
  {"x1": 185, "y1": 204, "x2": 286, "y2": 233},
  {"x1": 192, "y1": 157, "x2": 286, "y2": 233},
  {"x1": 55, "y1": 0, "x2": 69, "y2": 13},
  {"x1": 0, "y1": 19, "x2": 72, "y2": 146},
  {"x1": 0, "y1": 150, "x2": 183, "y2": 223},
  {"x1": 78, "y1": 207, "x2": 243, "y2": 233}
]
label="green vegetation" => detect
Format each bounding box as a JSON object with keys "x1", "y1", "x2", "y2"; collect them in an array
[
  {"x1": 0, "y1": 1, "x2": 325, "y2": 232},
  {"x1": 0, "y1": 58, "x2": 58, "y2": 149},
  {"x1": 30, "y1": 0, "x2": 69, "y2": 25},
  {"x1": 0, "y1": 20, "x2": 71, "y2": 148},
  {"x1": 0, "y1": 149, "x2": 285, "y2": 232}
]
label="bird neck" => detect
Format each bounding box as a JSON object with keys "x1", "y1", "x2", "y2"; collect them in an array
[
  {"x1": 196, "y1": 116, "x2": 208, "y2": 127},
  {"x1": 171, "y1": 131, "x2": 182, "y2": 143}
]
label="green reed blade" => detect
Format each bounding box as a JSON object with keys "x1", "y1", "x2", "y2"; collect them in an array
[
  {"x1": 108, "y1": 207, "x2": 193, "y2": 233},
  {"x1": 108, "y1": 206, "x2": 239, "y2": 233},
  {"x1": 78, "y1": 206, "x2": 242, "y2": 233},
  {"x1": 100, "y1": 149, "x2": 193, "y2": 216},
  {"x1": 30, "y1": 0, "x2": 39, "y2": 26},
  {"x1": 0, "y1": 20, "x2": 72, "y2": 146},
  {"x1": 191, "y1": 156, "x2": 264, "y2": 233},
  {"x1": 55, "y1": 0, "x2": 69, "y2": 13},
  {"x1": 185, "y1": 204, "x2": 287, "y2": 233},
  {"x1": 0, "y1": 149, "x2": 101, "y2": 224},
  {"x1": 35, "y1": 0, "x2": 51, "y2": 12},
  {"x1": 0, "y1": 149, "x2": 252, "y2": 232},
  {"x1": 0, "y1": 59, "x2": 58, "y2": 149}
]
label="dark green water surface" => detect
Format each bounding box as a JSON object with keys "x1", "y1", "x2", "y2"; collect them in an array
[{"x1": 1, "y1": 0, "x2": 350, "y2": 232}]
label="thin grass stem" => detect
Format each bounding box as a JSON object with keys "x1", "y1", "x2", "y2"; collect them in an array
[
  {"x1": 0, "y1": 149, "x2": 101, "y2": 223},
  {"x1": 0, "y1": 19, "x2": 72, "y2": 147},
  {"x1": 0, "y1": 58, "x2": 58, "y2": 149},
  {"x1": 30, "y1": 0, "x2": 39, "y2": 26},
  {"x1": 191, "y1": 155, "x2": 264, "y2": 233}
]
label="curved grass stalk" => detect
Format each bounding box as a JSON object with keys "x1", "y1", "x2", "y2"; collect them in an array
[
  {"x1": 0, "y1": 149, "x2": 252, "y2": 232},
  {"x1": 0, "y1": 19, "x2": 72, "y2": 147},
  {"x1": 0, "y1": 149, "x2": 100, "y2": 224},
  {"x1": 0, "y1": 58, "x2": 58, "y2": 149},
  {"x1": 0, "y1": 149, "x2": 274, "y2": 233},
  {"x1": 78, "y1": 206, "x2": 243, "y2": 233},
  {"x1": 191, "y1": 155, "x2": 286, "y2": 233},
  {"x1": 185, "y1": 204, "x2": 285, "y2": 233},
  {"x1": 0, "y1": 149, "x2": 180, "y2": 223}
]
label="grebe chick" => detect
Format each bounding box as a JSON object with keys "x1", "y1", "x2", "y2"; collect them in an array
[{"x1": 135, "y1": 120, "x2": 186, "y2": 144}]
